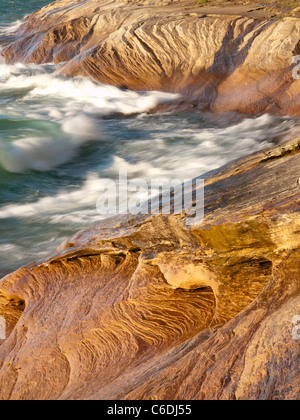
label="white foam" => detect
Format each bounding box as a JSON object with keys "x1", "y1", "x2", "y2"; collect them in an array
[
  {"x1": 0, "y1": 62, "x2": 179, "y2": 172},
  {"x1": 104, "y1": 113, "x2": 292, "y2": 181},
  {"x1": 0, "y1": 173, "x2": 106, "y2": 220},
  {"x1": 0, "y1": 19, "x2": 22, "y2": 36},
  {"x1": 0, "y1": 112, "x2": 287, "y2": 221},
  {"x1": 0, "y1": 63, "x2": 178, "y2": 117}
]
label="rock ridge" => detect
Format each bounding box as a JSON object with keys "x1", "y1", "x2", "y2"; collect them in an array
[
  {"x1": 0, "y1": 0, "x2": 299, "y2": 400},
  {"x1": 0, "y1": 138, "x2": 299, "y2": 399},
  {"x1": 1, "y1": 0, "x2": 300, "y2": 115}
]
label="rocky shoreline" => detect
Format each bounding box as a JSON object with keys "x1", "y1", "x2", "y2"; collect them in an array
[
  {"x1": 1, "y1": 0, "x2": 300, "y2": 116},
  {"x1": 0, "y1": 0, "x2": 299, "y2": 400}
]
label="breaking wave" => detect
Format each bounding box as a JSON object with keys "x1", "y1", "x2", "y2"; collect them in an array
[
  {"x1": 0, "y1": 61, "x2": 179, "y2": 172},
  {"x1": 0, "y1": 29, "x2": 299, "y2": 278}
]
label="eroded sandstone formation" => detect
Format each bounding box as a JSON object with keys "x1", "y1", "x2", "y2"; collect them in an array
[
  {"x1": 1, "y1": 0, "x2": 300, "y2": 115},
  {"x1": 0, "y1": 0, "x2": 300, "y2": 401},
  {"x1": 0, "y1": 138, "x2": 299, "y2": 400}
]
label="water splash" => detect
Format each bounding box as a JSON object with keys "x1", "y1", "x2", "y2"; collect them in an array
[{"x1": 0, "y1": 62, "x2": 179, "y2": 172}]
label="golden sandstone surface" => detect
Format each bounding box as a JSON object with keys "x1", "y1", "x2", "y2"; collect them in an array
[{"x1": 0, "y1": 0, "x2": 299, "y2": 400}]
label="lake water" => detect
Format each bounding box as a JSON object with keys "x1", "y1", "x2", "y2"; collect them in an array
[{"x1": 0, "y1": 0, "x2": 298, "y2": 277}]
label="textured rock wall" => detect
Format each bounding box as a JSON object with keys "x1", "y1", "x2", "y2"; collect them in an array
[
  {"x1": 0, "y1": 0, "x2": 300, "y2": 400},
  {"x1": 0, "y1": 139, "x2": 299, "y2": 400},
  {"x1": 1, "y1": 0, "x2": 300, "y2": 115}
]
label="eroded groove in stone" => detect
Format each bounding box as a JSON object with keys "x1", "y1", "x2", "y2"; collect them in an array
[
  {"x1": 0, "y1": 251, "x2": 217, "y2": 400},
  {"x1": 0, "y1": 139, "x2": 299, "y2": 399},
  {"x1": 1, "y1": 0, "x2": 300, "y2": 115},
  {"x1": 0, "y1": 1, "x2": 300, "y2": 401}
]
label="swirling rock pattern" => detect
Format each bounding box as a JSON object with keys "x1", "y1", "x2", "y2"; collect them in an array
[
  {"x1": 0, "y1": 138, "x2": 299, "y2": 400},
  {"x1": 0, "y1": 0, "x2": 300, "y2": 400},
  {"x1": 1, "y1": 0, "x2": 300, "y2": 115}
]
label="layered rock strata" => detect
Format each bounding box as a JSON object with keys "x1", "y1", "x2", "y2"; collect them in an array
[
  {"x1": 0, "y1": 0, "x2": 300, "y2": 400},
  {"x1": 1, "y1": 0, "x2": 300, "y2": 115},
  {"x1": 0, "y1": 138, "x2": 299, "y2": 400}
]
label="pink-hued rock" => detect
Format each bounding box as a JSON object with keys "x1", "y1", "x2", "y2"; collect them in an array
[
  {"x1": 1, "y1": 0, "x2": 300, "y2": 116},
  {"x1": 0, "y1": 138, "x2": 299, "y2": 400}
]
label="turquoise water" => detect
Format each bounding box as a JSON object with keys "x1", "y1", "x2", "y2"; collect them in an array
[
  {"x1": 0, "y1": 1, "x2": 299, "y2": 277},
  {"x1": 0, "y1": 0, "x2": 50, "y2": 28}
]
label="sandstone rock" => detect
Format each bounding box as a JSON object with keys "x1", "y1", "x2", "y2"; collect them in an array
[
  {"x1": 0, "y1": 138, "x2": 299, "y2": 400},
  {"x1": 1, "y1": 0, "x2": 300, "y2": 116},
  {"x1": 0, "y1": 0, "x2": 299, "y2": 401}
]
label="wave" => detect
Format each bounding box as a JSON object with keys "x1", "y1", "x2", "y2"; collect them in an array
[
  {"x1": 0, "y1": 62, "x2": 179, "y2": 173},
  {"x1": 0, "y1": 112, "x2": 295, "y2": 223},
  {"x1": 0, "y1": 19, "x2": 22, "y2": 36},
  {"x1": 104, "y1": 113, "x2": 296, "y2": 180},
  {"x1": 0, "y1": 172, "x2": 102, "y2": 220},
  {"x1": 0, "y1": 58, "x2": 298, "y2": 277}
]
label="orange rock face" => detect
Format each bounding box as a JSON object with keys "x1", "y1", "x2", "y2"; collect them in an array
[
  {"x1": 1, "y1": 0, "x2": 300, "y2": 116},
  {"x1": 0, "y1": 139, "x2": 299, "y2": 400},
  {"x1": 0, "y1": 0, "x2": 300, "y2": 400}
]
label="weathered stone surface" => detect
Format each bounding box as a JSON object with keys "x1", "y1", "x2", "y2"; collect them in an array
[
  {"x1": 0, "y1": 138, "x2": 299, "y2": 400},
  {"x1": 0, "y1": 0, "x2": 299, "y2": 401},
  {"x1": 1, "y1": 0, "x2": 300, "y2": 116}
]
